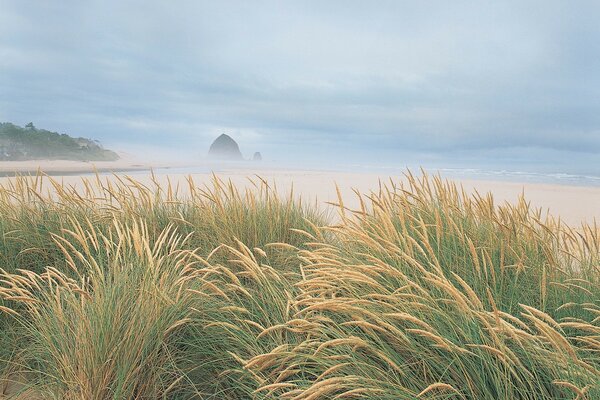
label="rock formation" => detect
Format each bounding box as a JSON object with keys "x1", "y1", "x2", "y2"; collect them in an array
[
  {"x1": 253, "y1": 152, "x2": 262, "y2": 161},
  {"x1": 208, "y1": 134, "x2": 243, "y2": 160}
]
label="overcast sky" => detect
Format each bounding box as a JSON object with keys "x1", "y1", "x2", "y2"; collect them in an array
[{"x1": 1, "y1": 1, "x2": 599, "y2": 171}]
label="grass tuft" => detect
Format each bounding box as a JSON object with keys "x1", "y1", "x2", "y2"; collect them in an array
[{"x1": 0, "y1": 171, "x2": 598, "y2": 399}]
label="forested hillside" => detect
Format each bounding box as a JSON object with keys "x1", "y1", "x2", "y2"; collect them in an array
[{"x1": 0, "y1": 122, "x2": 119, "y2": 161}]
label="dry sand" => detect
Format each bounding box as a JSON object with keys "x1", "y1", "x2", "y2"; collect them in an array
[
  {"x1": 0, "y1": 158, "x2": 154, "y2": 175},
  {"x1": 193, "y1": 168, "x2": 600, "y2": 227},
  {"x1": 0, "y1": 163, "x2": 597, "y2": 227}
]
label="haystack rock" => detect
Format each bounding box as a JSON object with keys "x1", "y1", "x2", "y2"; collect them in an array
[
  {"x1": 253, "y1": 152, "x2": 262, "y2": 161},
  {"x1": 208, "y1": 134, "x2": 243, "y2": 160}
]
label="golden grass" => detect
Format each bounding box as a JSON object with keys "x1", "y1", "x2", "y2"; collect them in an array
[{"x1": 0, "y1": 171, "x2": 598, "y2": 399}]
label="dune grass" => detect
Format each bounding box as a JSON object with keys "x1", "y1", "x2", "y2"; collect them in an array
[{"x1": 0, "y1": 172, "x2": 598, "y2": 399}]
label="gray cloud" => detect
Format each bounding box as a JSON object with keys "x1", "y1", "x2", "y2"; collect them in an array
[{"x1": 1, "y1": 1, "x2": 599, "y2": 169}]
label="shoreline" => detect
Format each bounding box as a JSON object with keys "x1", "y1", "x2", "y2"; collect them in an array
[
  {"x1": 0, "y1": 159, "x2": 161, "y2": 176},
  {"x1": 0, "y1": 166, "x2": 152, "y2": 178},
  {"x1": 0, "y1": 159, "x2": 599, "y2": 187},
  {"x1": 0, "y1": 164, "x2": 597, "y2": 227}
]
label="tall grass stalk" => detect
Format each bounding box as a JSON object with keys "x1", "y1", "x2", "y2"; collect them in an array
[{"x1": 0, "y1": 171, "x2": 598, "y2": 399}]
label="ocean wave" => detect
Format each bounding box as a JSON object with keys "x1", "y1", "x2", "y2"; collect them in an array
[{"x1": 342, "y1": 165, "x2": 600, "y2": 187}]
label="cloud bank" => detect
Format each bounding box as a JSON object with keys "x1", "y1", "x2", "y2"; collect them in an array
[{"x1": 1, "y1": 1, "x2": 599, "y2": 171}]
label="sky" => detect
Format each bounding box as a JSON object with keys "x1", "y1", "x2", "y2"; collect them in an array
[{"x1": 1, "y1": 1, "x2": 599, "y2": 173}]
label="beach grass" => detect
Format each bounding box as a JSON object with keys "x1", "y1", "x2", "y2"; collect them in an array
[{"x1": 0, "y1": 172, "x2": 598, "y2": 399}]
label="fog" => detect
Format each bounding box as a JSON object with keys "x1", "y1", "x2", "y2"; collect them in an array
[{"x1": 1, "y1": 1, "x2": 599, "y2": 178}]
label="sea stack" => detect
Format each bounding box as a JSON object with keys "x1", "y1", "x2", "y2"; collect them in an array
[
  {"x1": 208, "y1": 134, "x2": 243, "y2": 160},
  {"x1": 253, "y1": 152, "x2": 262, "y2": 161}
]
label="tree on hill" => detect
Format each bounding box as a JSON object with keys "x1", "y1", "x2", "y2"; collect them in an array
[{"x1": 0, "y1": 122, "x2": 119, "y2": 161}]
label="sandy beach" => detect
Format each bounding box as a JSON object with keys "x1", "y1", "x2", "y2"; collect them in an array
[
  {"x1": 195, "y1": 168, "x2": 600, "y2": 227},
  {"x1": 0, "y1": 163, "x2": 597, "y2": 227},
  {"x1": 0, "y1": 157, "x2": 168, "y2": 176}
]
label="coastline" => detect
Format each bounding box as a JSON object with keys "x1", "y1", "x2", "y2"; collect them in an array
[
  {"x1": 0, "y1": 158, "x2": 160, "y2": 176},
  {"x1": 0, "y1": 162, "x2": 597, "y2": 226},
  {"x1": 208, "y1": 167, "x2": 600, "y2": 227}
]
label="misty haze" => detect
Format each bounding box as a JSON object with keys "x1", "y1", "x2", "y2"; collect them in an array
[{"x1": 0, "y1": 2, "x2": 599, "y2": 399}]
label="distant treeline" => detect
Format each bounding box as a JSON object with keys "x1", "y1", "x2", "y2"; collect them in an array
[{"x1": 0, "y1": 122, "x2": 119, "y2": 161}]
